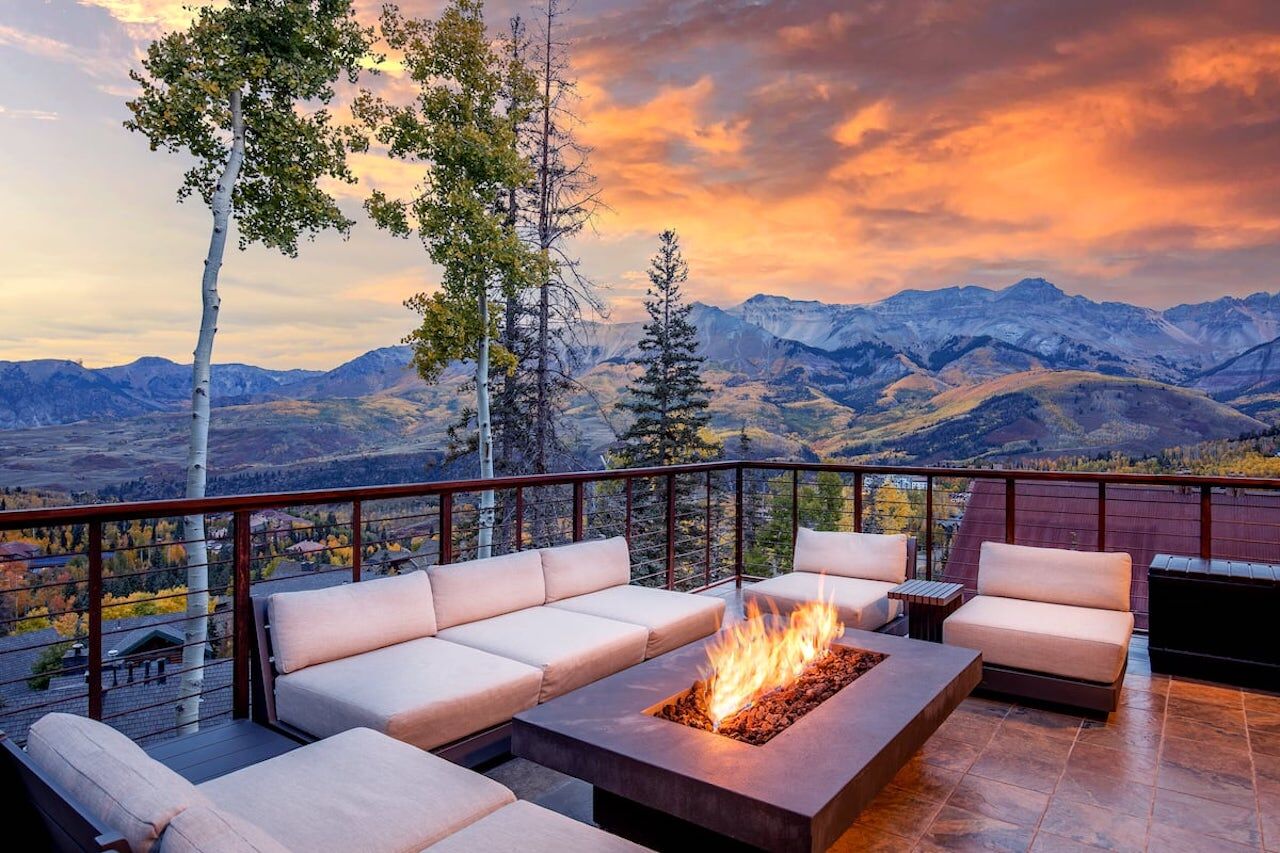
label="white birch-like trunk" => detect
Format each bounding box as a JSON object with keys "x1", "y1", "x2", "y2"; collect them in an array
[
  {"x1": 176, "y1": 90, "x2": 245, "y2": 734},
  {"x1": 476, "y1": 288, "x2": 496, "y2": 558}
]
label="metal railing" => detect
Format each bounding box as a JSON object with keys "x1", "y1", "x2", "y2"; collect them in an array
[{"x1": 1, "y1": 459, "x2": 1278, "y2": 745}]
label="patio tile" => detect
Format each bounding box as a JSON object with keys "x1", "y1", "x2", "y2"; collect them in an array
[
  {"x1": 1038, "y1": 798, "x2": 1148, "y2": 852},
  {"x1": 1259, "y1": 788, "x2": 1280, "y2": 852},
  {"x1": 967, "y1": 751, "x2": 1064, "y2": 796},
  {"x1": 1075, "y1": 714, "x2": 1163, "y2": 753},
  {"x1": 945, "y1": 774, "x2": 1048, "y2": 826},
  {"x1": 1164, "y1": 712, "x2": 1249, "y2": 751},
  {"x1": 1122, "y1": 672, "x2": 1169, "y2": 696},
  {"x1": 1028, "y1": 831, "x2": 1097, "y2": 852},
  {"x1": 1251, "y1": 711, "x2": 1280, "y2": 737},
  {"x1": 1158, "y1": 737, "x2": 1256, "y2": 809},
  {"x1": 1252, "y1": 728, "x2": 1280, "y2": 758},
  {"x1": 1168, "y1": 678, "x2": 1244, "y2": 709},
  {"x1": 937, "y1": 710, "x2": 1002, "y2": 747},
  {"x1": 1255, "y1": 751, "x2": 1280, "y2": 794},
  {"x1": 1117, "y1": 687, "x2": 1166, "y2": 713},
  {"x1": 828, "y1": 822, "x2": 913, "y2": 852},
  {"x1": 918, "y1": 804, "x2": 1035, "y2": 852},
  {"x1": 887, "y1": 754, "x2": 964, "y2": 803},
  {"x1": 984, "y1": 727, "x2": 1074, "y2": 766},
  {"x1": 1054, "y1": 765, "x2": 1155, "y2": 819},
  {"x1": 1065, "y1": 741, "x2": 1157, "y2": 785},
  {"x1": 1146, "y1": 821, "x2": 1261, "y2": 852},
  {"x1": 853, "y1": 784, "x2": 946, "y2": 841},
  {"x1": 1151, "y1": 787, "x2": 1262, "y2": 848},
  {"x1": 960, "y1": 695, "x2": 1015, "y2": 719},
  {"x1": 1000, "y1": 706, "x2": 1083, "y2": 743},
  {"x1": 921, "y1": 735, "x2": 984, "y2": 774},
  {"x1": 1166, "y1": 696, "x2": 1248, "y2": 728},
  {"x1": 1244, "y1": 691, "x2": 1280, "y2": 715}
]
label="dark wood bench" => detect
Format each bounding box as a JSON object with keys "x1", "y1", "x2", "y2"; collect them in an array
[{"x1": 1149, "y1": 554, "x2": 1280, "y2": 689}]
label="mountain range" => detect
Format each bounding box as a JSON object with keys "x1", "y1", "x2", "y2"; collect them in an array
[{"x1": 2, "y1": 278, "x2": 1277, "y2": 494}]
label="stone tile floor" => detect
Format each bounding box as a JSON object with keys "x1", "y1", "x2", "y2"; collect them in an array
[{"x1": 487, "y1": 585, "x2": 1280, "y2": 851}]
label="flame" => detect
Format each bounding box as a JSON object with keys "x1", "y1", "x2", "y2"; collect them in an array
[{"x1": 702, "y1": 595, "x2": 844, "y2": 728}]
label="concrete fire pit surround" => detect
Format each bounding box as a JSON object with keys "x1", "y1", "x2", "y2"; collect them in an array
[{"x1": 512, "y1": 623, "x2": 982, "y2": 852}]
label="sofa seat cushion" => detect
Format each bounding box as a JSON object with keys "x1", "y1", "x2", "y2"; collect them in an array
[
  {"x1": 794, "y1": 528, "x2": 909, "y2": 583},
  {"x1": 540, "y1": 536, "x2": 631, "y2": 603},
  {"x1": 743, "y1": 572, "x2": 901, "y2": 630},
  {"x1": 943, "y1": 595, "x2": 1134, "y2": 684},
  {"x1": 275, "y1": 636, "x2": 543, "y2": 750},
  {"x1": 428, "y1": 551, "x2": 547, "y2": 630},
  {"x1": 268, "y1": 571, "x2": 438, "y2": 674},
  {"x1": 422, "y1": 800, "x2": 649, "y2": 852},
  {"x1": 159, "y1": 805, "x2": 289, "y2": 853},
  {"x1": 548, "y1": 585, "x2": 725, "y2": 658},
  {"x1": 199, "y1": 728, "x2": 513, "y2": 852},
  {"x1": 438, "y1": 607, "x2": 648, "y2": 702},
  {"x1": 26, "y1": 713, "x2": 211, "y2": 853}
]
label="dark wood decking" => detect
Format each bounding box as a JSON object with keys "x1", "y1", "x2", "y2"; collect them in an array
[{"x1": 145, "y1": 718, "x2": 301, "y2": 784}]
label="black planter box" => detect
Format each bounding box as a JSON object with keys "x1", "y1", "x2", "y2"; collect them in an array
[{"x1": 1148, "y1": 554, "x2": 1280, "y2": 690}]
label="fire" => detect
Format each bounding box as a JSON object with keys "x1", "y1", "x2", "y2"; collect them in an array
[{"x1": 702, "y1": 597, "x2": 844, "y2": 728}]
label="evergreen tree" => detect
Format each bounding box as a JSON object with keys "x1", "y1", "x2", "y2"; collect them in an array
[{"x1": 617, "y1": 230, "x2": 718, "y2": 467}]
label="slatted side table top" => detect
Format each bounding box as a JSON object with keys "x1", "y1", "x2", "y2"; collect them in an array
[{"x1": 888, "y1": 580, "x2": 965, "y2": 642}]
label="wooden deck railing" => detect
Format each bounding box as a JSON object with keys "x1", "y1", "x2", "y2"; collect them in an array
[{"x1": 2, "y1": 460, "x2": 1278, "y2": 745}]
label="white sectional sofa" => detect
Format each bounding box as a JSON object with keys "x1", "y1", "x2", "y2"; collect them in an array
[
  {"x1": 943, "y1": 541, "x2": 1134, "y2": 712},
  {"x1": 257, "y1": 536, "x2": 725, "y2": 761},
  {"x1": 743, "y1": 528, "x2": 914, "y2": 631},
  {"x1": 15, "y1": 713, "x2": 645, "y2": 852}
]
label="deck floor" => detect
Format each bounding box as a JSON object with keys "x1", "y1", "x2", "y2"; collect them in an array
[{"x1": 488, "y1": 584, "x2": 1280, "y2": 852}]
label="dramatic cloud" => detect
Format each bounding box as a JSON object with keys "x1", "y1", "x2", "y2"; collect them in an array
[{"x1": 0, "y1": 0, "x2": 1278, "y2": 366}]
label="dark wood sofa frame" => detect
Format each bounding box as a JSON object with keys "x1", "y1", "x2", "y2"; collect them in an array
[
  {"x1": 974, "y1": 657, "x2": 1126, "y2": 715},
  {"x1": 250, "y1": 595, "x2": 512, "y2": 768}
]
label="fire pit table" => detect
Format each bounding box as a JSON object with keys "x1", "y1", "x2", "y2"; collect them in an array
[{"x1": 512, "y1": 624, "x2": 981, "y2": 852}]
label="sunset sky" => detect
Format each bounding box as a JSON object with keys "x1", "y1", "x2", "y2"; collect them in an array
[{"x1": 2, "y1": 0, "x2": 1279, "y2": 368}]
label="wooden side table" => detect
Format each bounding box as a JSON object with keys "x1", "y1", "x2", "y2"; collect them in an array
[{"x1": 888, "y1": 580, "x2": 965, "y2": 643}]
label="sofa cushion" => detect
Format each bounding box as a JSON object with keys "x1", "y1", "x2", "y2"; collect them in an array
[
  {"x1": 541, "y1": 536, "x2": 631, "y2": 603},
  {"x1": 548, "y1": 585, "x2": 725, "y2": 658},
  {"x1": 794, "y1": 528, "x2": 909, "y2": 583},
  {"x1": 268, "y1": 571, "x2": 437, "y2": 674},
  {"x1": 438, "y1": 607, "x2": 648, "y2": 701},
  {"x1": 943, "y1": 595, "x2": 1134, "y2": 683},
  {"x1": 429, "y1": 550, "x2": 546, "y2": 630},
  {"x1": 978, "y1": 542, "x2": 1132, "y2": 611},
  {"x1": 274, "y1": 636, "x2": 542, "y2": 750},
  {"x1": 743, "y1": 572, "x2": 901, "y2": 630},
  {"x1": 199, "y1": 728, "x2": 513, "y2": 852},
  {"x1": 26, "y1": 713, "x2": 210, "y2": 853},
  {"x1": 159, "y1": 805, "x2": 288, "y2": 853},
  {"x1": 423, "y1": 800, "x2": 649, "y2": 852}
]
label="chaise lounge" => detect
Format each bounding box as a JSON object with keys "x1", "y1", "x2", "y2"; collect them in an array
[
  {"x1": 943, "y1": 541, "x2": 1134, "y2": 713},
  {"x1": 254, "y1": 536, "x2": 726, "y2": 764},
  {"x1": 743, "y1": 528, "x2": 915, "y2": 631},
  {"x1": 6, "y1": 713, "x2": 646, "y2": 852}
]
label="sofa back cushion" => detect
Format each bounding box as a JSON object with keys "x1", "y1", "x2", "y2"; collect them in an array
[
  {"x1": 429, "y1": 550, "x2": 546, "y2": 629},
  {"x1": 160, "y1": 805, "x2": 289, "y2": 853},
  {"x1": 268, "y1": 571, "x2": 437, "y2": 674},
  {"x1": 540, "y1": 537, "x2": 631, "y2": 603},
  {"x1": 978, "y1": 542, "x2": 1132, "y2": 611},
  {"x1": 793, "y1": 528, "x2": 909, "y2": 583},
  {"x1": 26, "y1": 713, "x2": 210, "y2": 853}
]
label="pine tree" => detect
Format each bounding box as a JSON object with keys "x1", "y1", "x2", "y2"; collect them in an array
[{"x1": 617, "y1": 230, "x2": 718, "y2": 467}]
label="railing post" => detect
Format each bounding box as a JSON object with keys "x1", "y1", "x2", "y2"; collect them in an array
[
  {"x1": 665, "y1": 473, "x2": 676, "y2": 590},
  {"x1": 1097, "y1": 483, "x2": 1106, "y2": 552},
  {"x1": 232, "y1": 510, "x2": 251, "y2": 720},
  {"x1": 925, "y1": 476, "x2": 934, "y2": 581},
  {"x1": 704, "y1": 470, "x2": 712, "y2": 588},
  {"x1": 734, "y1": 465, "x2": 744, "y2": 588},
  {"x1": 87, "y1": 520, "x2": 103, "y2": 721},
  {"x1": 351, "y1": 500, "x2": 362, "y2": 583},
  {"x1": 439, "y1": 492, "x2": 453, "y2": 565},
  {"x1": 1200, "y1": 485, "x2": 1212, "y2": 560},
  {"x1": 515, "y1": 487, "x2": 524, "y2": 551},
  {"x1": 624, "y1": 478, "x2": 633, "y2": 547},
  {"x1": 791, "y1": 469, "x2": 799, "y2": 550},
  {"x1": 854, "y1": 471, "x2": 863, "y2": 533},
  {"x1": 1004, "y1": 478, "x2": 1016, "y2": 544},
  {"x1": 572, "y1": 481, "x2": 584, "y2": 542}
]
